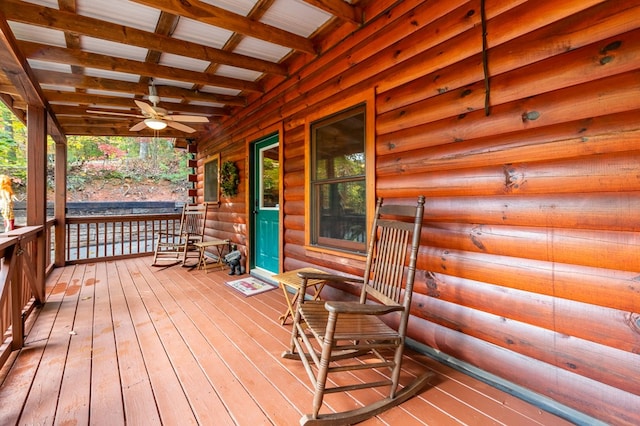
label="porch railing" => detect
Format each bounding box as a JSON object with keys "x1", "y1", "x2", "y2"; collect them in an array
[
  {"x1": 0, "y1": 226, "x2": 46, "y2": 370},
  {"x1": 65, "y1": 213, "x2": 182, "y2": 263},
  {"x1": 0, "y1": 213, "x2": 181, "y2": 372}
]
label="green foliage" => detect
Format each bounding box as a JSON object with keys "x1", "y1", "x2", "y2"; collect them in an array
[
  {"x1": 0, "y1": 103, "x2": 26, "y2": 169},
  {"x1": 263, "y1": 158, "x2": 278, "y2": 192},
  {"x1": 220, "y1": 161, "x2": 240, "y2": 196},
  {"x1": 66, "y1": 135, "x2": 103, "y2": 164}
]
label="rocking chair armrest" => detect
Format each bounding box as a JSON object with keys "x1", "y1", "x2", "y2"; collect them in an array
[
  {"x1": 297, "y1": 272, "x2": 364, "y2": 285},
  {"x1": 158, "y1": 231, "x2": 182, "y2": 238},
  {"x1": 324, "y1": 301, "x2": 404, "y2": 315}
]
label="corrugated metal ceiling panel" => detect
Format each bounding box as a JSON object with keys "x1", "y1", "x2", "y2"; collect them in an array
[
  {"x1": 22, "y1": 0, "x2": 58, "y2": 8},
  {"x1": 262, "y1": 0, "x2": 331, "y2": 37},
  {"x1": 7, "y1": 21, "x2": 66, "y2": 47},
  {"x1": 215, "y1": 65, "x2": 262, "y2": 82},
  {"x1": 81, "y1": 37, "x2": 149, "y2": 62},
  {"x1": 152, "y1": 79, "x2": 196, "y2": 90},
  {"x1": 158, "y1": 54, "x2": 211, "y2": 73},
  {"x1": 83, "y1": 68, "x2": 141, "y2": 82},
  {"x1": 76, "y1": 0, "x2": 160, "y2": 32},
  {"x1": 200, "y1": 86, "x2": 242, "y2": 96},
  {"x1": 40, "y1": 85, "x2": 74, "y2": 92},
  {"x1": 234, "y1": 37, "x2": 292, "y2": 63},
  {"x1": 27, "y1": 59, "x2": 72, "y2": 74},
  {"x1": 85, "y1": 89, "x2": 134, "y2": 98},
  {"x1": 199, "y1": 0, "x2": 257, "y2": 17},
  {"x1": 171, "y1": 17, "x2": 233, "y2": 50}
]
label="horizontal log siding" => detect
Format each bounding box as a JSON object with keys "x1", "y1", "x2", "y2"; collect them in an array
[
  {"x1": 199, "y1": 0, "x2": 640, "y2": 424},
  {"x1": 197, "y1": 156, "x2": 248, "y2": 252}
]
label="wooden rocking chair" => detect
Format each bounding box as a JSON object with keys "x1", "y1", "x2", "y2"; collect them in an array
[
  {"x1": 152, "y1": 203, "x2": 208, "y2": 267},
  {"x1": 283, "y1": 196, "x2": 432, "y2": 425}
]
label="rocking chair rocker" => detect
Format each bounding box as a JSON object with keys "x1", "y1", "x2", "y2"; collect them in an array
[
  {"x1": 152, "y1": 203, "x2": 208, "y2": 267},
  {"x1": 283, "y1": 196, "x2": 432, "y2": 425}
]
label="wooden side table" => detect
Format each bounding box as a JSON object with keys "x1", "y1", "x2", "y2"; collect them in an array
[
  {"x1": 272, "y1": 267, "x2": 328, "y2": 325},
  {"x1": 193, "y1": 239, "x2": 230, "y2": 273}
]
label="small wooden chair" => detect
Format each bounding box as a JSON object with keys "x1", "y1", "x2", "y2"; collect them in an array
[
  {"x1": 283, "y1": 196, "x2": 432, "y2": 425},
  {"x1": 152, "y1": 203, "x2": 208, "y2": 267}
]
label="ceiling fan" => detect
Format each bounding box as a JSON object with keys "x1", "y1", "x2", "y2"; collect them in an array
[{"x1": 88, "y1": 82, "x2": 209, "y2": 133}]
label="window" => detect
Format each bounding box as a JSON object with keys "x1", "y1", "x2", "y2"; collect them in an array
[
  {"x1": 204, "y1": 153, "x2": 220, "y2": 203},
  {"x1": 310, "y1": 104, "x2": 367, "y2": 253}
]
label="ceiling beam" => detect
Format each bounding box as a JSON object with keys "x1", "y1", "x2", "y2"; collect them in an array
[
  {"x1": 18, "y1": 41, "x2": 262, "y2": 93},
  {"x1": 0, "y1": 15, "x2": 66, "y2": 143},
  {"x1": 51, "y1": 105, "x2": 139, "y2": 117},
  {"x1": 59, "y1": 117, "x2": 143, "y2": 127},
  {"x1": 0, "y1": 0, "x2": 287, "y2": 76},
  {"x1": 44, "y1": 92, "x2": 229, "y2": 116},
  {"x1": 0, "y1": 83, "x2": 20, "y2": 97},
  {"x1": 141, "y1": 11, "x2": 180, "y2": 90},
  {"x1": 58, "y1": 116, "x2": 216, "y2": 127},
  {"x1": 57, "y1": 0, "x2": 84, "y2": 76},
  {"x1": 58, "y1": 117, "x2": 210, "y2": 132},
  {"x1": 34, "y1": 70, "x2": 247, "y2": 106},
  {"x1": 130, "y1": 0, "x2": 316, "y2": 55},
  {"x1": 60, "y1": 125, "x2": 206, "y2": 138}
]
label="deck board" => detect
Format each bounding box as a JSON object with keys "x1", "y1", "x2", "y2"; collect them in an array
[
  {"x1": 56, "y1": 263, "x2": 95, "y2": 425},
  {"x1": 109, "y1": 260, "x2": 161, "y2": 425},
  {"x1": 129, "y1": 258, "x2": 235, "y2": 425},
  {"x1": 117, "y1": 260, "x2": 198, "y2": 425},
  {"x1": 0, "y1": 266, "x2": 69, "y2": 424},
  {"x1": 19, "y1": 264, "x2": 86, "y2": 425},
  {"x1": 90, "y1": 261, "x2": 125, "y2": 425},
  {"x1": 0, "y1": 257, "x2": 574, "y2": 425},
  {"x1": 159, "y1": 260, "x2": 304, "y2": 424}
]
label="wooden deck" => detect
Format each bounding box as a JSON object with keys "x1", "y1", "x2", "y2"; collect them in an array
[{"x1": 0, "y1": 257, "x2": 572, "y2": 425}]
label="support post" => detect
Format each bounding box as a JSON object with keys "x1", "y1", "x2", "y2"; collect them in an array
[
  {"x1": 54, "y1": 141, "x2": 67, "y2": 266},
  {"x1": 26, "y1": 105, "x2": 47, "y2": 303}
]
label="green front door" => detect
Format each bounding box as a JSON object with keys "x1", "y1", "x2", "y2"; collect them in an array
[{"x1": 251, "y1": 135, "x2": 280, "y2": 274}]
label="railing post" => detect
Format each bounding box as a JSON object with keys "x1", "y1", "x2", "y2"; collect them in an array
[
  {"x1": 0, "y1": 238, "x2": 19, "y2": 367},
  {"x1": 9, "y1": 243, "x2": 24, "y2": 349},
  {"x1": 35, "y1": 229, "x2": 45, "y2": 303}
]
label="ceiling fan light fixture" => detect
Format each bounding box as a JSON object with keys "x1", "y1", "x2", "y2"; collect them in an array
[{"x1": 144, "y1": 118, "x2": 167, "y2": 130}]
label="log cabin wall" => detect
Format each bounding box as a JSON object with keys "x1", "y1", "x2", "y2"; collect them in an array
[{"x1": 197, "y1": 0, "x2": 640, "y2": 424}]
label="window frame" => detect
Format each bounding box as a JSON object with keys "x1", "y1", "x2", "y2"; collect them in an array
[
  {"x1": 258, "y1": 141, "x2": 280, "y2": 210},
  {"x1": 203, "y1": 153, "x2": 220, "y2": 205},
  {"x1": 304, "y1": 90, "x2": 375, "y2": 258}
]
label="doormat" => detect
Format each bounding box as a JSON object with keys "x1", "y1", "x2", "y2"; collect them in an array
[{"x1": 225, "y1": 277, "x2": 277, "y2": 297}]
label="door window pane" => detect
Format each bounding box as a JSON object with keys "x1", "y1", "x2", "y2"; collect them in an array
[{"x1": 261, "y1": 144, "x2": 279, "y2": 208}]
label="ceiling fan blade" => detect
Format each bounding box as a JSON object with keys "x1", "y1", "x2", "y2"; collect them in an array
[
  {"x1": 129, "y1": 121, "x2": 148, "y2": 131},
  {"x1": 87, "y1": 110, "x2": 144, "y2": 119},
  {"x1": 166, "y1": 121, "x2": 197, "y2": 133},
  {"x1": 165, "y1": 115, "x2": 209, "y2": 123},
  {"x1": 134, "y1": 99, "x2": 156, "y2": 116}
]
